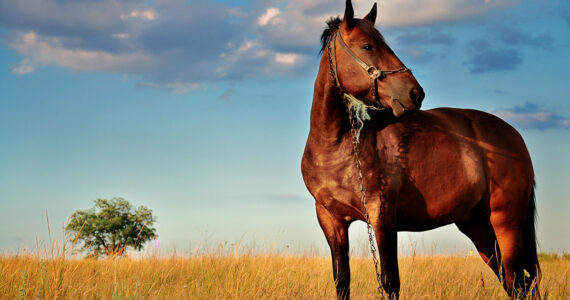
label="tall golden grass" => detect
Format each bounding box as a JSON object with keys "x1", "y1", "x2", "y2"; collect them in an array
[{"x1": 1, "y1": 246, "x2": 568, "y2": 299}]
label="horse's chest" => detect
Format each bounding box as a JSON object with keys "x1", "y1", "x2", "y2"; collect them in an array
[
  {"x1": 304, "y1": 156, "x2": 354, "y2": 194},
  {"x1": 302, "y1": 150, "x2": 367, "y2": 216}
]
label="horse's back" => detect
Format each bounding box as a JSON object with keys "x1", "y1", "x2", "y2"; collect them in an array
[
  {"x1": 424, "y1": 107, "x2": 533, "y2": 175},
  {"x1": 383, "y1": 107, "x2": 534, "y2": 230},
  {"x1": 404, "y1": 107, "x2": 532, "y2": 170}
]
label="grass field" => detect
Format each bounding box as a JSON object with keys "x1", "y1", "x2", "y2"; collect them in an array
[{"x1": 1, "y1": 248, "x2": 568, "y2": 299}]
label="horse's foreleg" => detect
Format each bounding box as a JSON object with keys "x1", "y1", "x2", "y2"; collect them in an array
[
  {"x1": 371, "y1": 202, "x2": 400, "y2": 299},
  {"x1": 316, "y1": 202, "x2": 351, "y2": 300}
]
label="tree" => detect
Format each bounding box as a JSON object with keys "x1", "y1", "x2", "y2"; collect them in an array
[{"x1": 65, "y1": 198, "x2": 157, "y2": 257}]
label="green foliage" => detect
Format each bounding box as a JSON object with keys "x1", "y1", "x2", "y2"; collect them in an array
[{"x1": 65, "y1": 198, "x2": 157, "y2": 257}]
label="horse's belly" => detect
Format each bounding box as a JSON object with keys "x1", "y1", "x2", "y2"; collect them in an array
[
  {"x1": 395, "y1": 171, "x2": 486, "y2": 230},
  {"x1": 396, "y1": 208, "x2": 465, "y2": 232},
  {"x1": 396, "y1": 189, "x2": 481, "y2": 232},
  {"x1": 396, "y1": 219, "x2": 451, "y2": 232},
  {"x1": 393, "y1": 116, "x2": 487, "y2": 231},
  {"x1": 396, "y1": 158, "x2": 486, "y2": 231}
]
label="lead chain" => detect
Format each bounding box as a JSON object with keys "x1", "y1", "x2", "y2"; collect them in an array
[
  {"x1": 347, "y1": 110, "x2": 385, "y2": 298},
  {"x1": 328, "y1": 34, "x2": 385, "y2": 298}
]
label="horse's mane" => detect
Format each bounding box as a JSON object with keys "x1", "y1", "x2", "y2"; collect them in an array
[
  {"x1": 320, "y1": 17, "x2": 342, "y2": 54},
  {"x1": 319, "y1": 16, "x2": 386, "y2": 55}
]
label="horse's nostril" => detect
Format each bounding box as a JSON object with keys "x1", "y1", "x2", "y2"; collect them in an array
[{"x1": 410, "y1": 86, "x2": 425, "y2": 104}]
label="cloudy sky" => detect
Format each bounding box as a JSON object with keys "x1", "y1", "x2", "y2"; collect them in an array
[{"x1": 1, "y1": 0, "x2": 569, "y2": 255}]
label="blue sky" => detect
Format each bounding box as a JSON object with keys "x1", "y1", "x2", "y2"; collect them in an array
[{"x1": 1, "y1": 0, "x2": 569, "y2": 255}]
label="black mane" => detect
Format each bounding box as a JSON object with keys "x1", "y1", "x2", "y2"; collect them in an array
[
  {"x1": 320, "y1": 17, "x2": 342, "y2": 54},
  {"x1": 319, "y1": 16, "x2": 385, "y2": 55}
]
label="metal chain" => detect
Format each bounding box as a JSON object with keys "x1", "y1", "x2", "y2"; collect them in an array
[
  {"x1": 327, "y1": 34, "x2": 385, "y2": 298},
  {"x1": 347, "y1": 112, "x2": 384, "y2": 298}
]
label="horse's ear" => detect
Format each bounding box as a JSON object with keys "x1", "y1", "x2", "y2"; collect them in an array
[
  {"x1": 364, "y1": 3, "x2": 377, "y2": 25},
  {"x1": 343, "y1": 0, "x2": 355, "y2": 27}
]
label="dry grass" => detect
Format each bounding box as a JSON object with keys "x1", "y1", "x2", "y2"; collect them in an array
[{"x1": 1, "y1": 249, "x2": 568, "y2": 299}]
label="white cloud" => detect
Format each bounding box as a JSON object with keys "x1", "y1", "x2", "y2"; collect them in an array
[
  {"x1": 0, "y1": 0, "x2": 523, "y2": 94},
  {"x1": 492, "y1": 103, "x2": 570, "y2": 130},
  {"x1": 218, "y1": 40, "x2": 269, "y2": 67},
  {"x1": 121, "y1": 9, "x2": 158, "y2": 21},
  {"x1": 140, "y1": 81, "x2": 201, "y2": 95},
  {"x1": 255, "y1": 0, "x2": 520, "y2": 51},
  {"x1": 379, "y1": 0, "x2": 519, "y2": 27},
  {"x1": 218, "y1": 40, "x2": 306, "y2": 79},
  {"x1": 258, "y1": 8, "x2": 282, "y2": 26},
  {"x1": 113, "y1": 33, "x2": 129, "y2": 39},
  {"x1": 10, "y1": 31, "x2": 153, "y2": 72},
  {"x1": 275, "y1": 53, "x2": 300, "y2": 65},
  {"x1": 1, "y1": 0, "x2": 241, "y2": 94},
  {"x1": 11, "y1": 58, "x2": 35, "y2": 75},
  {"x1": 166, "y1": 81, "x2": 201, "y2": 95}
]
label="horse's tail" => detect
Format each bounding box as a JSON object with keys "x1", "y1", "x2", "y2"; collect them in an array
[{"x1": 523, "y1": 181, "x2": 541, "y2": 287}]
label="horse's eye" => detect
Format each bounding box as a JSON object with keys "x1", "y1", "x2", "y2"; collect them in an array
[{"x1": 363, "y1": 44, "x2": 373, "y2": 51}]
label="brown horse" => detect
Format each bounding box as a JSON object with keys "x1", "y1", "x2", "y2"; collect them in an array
[{"x1": 301, "y1": 1, "x2": 540, "y2": 299}]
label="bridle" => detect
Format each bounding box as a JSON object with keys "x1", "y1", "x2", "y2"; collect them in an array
[{"x1": 327, "y1": 31, "x2": 411, "y2": 109}]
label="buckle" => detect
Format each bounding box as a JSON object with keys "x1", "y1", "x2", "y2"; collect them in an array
[{"x1": 367, "y1": 66, "x2": 384, "y2": 80}]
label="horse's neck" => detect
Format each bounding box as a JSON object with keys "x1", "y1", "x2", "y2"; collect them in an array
[{"x1": 308, "y1": 58, "x2": 349, "y2": 147}]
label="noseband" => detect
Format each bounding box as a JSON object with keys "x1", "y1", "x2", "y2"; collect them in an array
[{"x1": 327, "y1": 31, "x2": 411, "y2": 109}]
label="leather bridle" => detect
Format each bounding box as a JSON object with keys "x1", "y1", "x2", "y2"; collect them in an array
[{"x1": 328, "y1": 31, "x2": 411, "y2": 109}]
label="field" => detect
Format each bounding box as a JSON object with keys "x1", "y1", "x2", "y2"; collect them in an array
[{"x1": 1, "y1": 249, "x2": 568, "y2": 299}]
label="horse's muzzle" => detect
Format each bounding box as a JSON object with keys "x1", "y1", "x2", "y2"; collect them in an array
[{"x1": 410, "y1": 86, "x2": 425, "y2": 107}]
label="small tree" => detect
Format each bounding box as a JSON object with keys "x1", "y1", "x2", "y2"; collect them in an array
[{"x1": 66, "y1": 197, "x2": 157, "y2": 257}]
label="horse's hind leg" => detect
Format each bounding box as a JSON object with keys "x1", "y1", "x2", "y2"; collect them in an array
[
  {"x1": 456, "y1": 216, "x2": 502, "y2": 278},
  {"x1": 490, "y1": 211, "x2": 525, "y2": 296},
  {"x1": 316, "y1": 202, "x2": 351, "y2": 300},
  {"x1": 491, "y1": 187, "x2": 541, "y2": 298}
]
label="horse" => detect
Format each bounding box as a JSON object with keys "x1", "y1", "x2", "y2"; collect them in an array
[{"x1": 301, "y1": 1, "x2": 540, "y2": 299}]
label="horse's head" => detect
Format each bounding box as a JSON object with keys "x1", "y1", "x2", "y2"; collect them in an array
[{"x1": 322, "y1": 0, "x2": 424, "y2": 117}]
